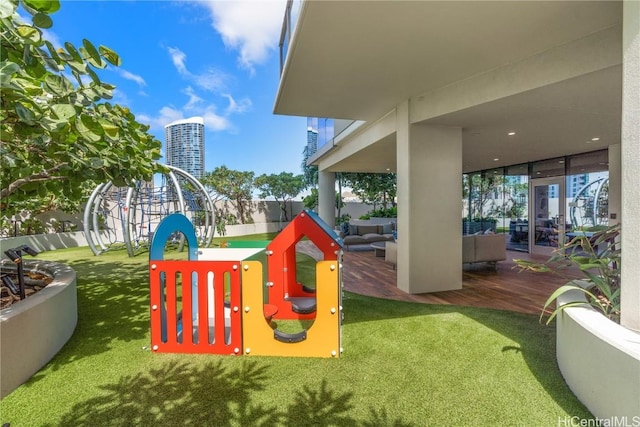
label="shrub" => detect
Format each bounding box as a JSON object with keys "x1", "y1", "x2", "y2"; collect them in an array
[{"x1": 515, "y1": 223, "x2": 620, "y2": 324}]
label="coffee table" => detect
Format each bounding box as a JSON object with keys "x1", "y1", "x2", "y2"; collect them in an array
[{"x1": 370, "y1": 241, "x2": 387, "y2": 257}]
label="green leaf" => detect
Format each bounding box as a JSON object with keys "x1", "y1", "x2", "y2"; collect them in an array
[
  {"x1": 0, "y1": 0, "x2": 17, "y2": 19},
  {"x1": 81, "y1": 113, "x2": 104, "y2": 136},
  {"x1": 32, "y1": 12, "x2": 52, "y2": 28},
  {"x1": 43, "y1": 41, "x2": 63, "y2": 69},
  {"x1": 0, "y1": 61, "x2": 20, "y2": 85},
  {"x1": 23, "y1": 0, "x2": 60, "y2": 13},
  {"x1": 15, "y1": 102, "x2": 37, "y2": 125},
  {"x1": 16, "y1": 25, "x2": 41, "y2": 43},
  {"x1": 74, "y1": 116, "x2": 101, "y2": 142},
  {"x1": 99, "y1": 119, "x2": 119, "y2": 138},
  {"x1": 81, "y1": 39, "x2": 105, "y2": 68},
  {"x1": 98, "y1": 45, "x2": 121, "y2": 66},
  {"x1": 44, "y1": 73, "x2": 73, "y2": 95},
  {"x1": 51, "y1": 104, "x2": 76, "y2": 120},
  {"x1": 63, "y1": 41, "x2": 84, "y2": 63},
  {"x1": 88, "y1": 157, "x2": 103, "y2": 169}
]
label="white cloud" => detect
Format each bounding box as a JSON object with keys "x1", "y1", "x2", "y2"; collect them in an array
[
  {"x1": 167, "y1": 46, "x2": 188, "y2": 75},
  {"x1": 201, "y1": 0, "x2": 287, "y2": 72},
  {"x1": 223, "y1": 94, "x2": 252, "y2": 114},
  {"x1": 116, "y1": 69, "x2": 147, "y2": 87},
  {"x1": 138, "y1": 106, "x2": 185, "y2": 131},
  {"x1": 202, "y1": 108, "x2": 231, "y2": 132},
  {"x1": 166, "y1": 46, "x2": 228, "y2": 93},
  {"x1": 183, "y1": 86, "x2": 204, "y2": 110}
]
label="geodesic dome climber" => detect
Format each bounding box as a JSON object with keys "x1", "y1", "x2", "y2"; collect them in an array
[
  {"x1": 148, "y1": 210, "x2": 344, "y2": 358},
  {"x1": 83, "y1": 165, "x2": 214, "y2": 257}
]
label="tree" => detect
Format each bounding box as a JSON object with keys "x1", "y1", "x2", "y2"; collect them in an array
[
  {"x1": 0, "y1": 0, "x2": 164, "y2": 218},
  {"x1": 201, "y1": 166, "x2": 255, "y2": 224},
  {"x1": 342, "y1": 173, "x2": 396, "y2": 210},
  {"x1": 254, "y1": 172, "x2": 305, "y2": 222}
]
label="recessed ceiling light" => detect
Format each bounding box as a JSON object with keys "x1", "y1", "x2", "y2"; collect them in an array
[
  {"x1": 508, "y1": 132, "x2": 516, "y2": 136},
  {"x1": 385, "y1": 168, "x2": 391, "y2": 171},
  {"x1": 493, "y1": 158, "x2": 499, "y2": 162},
  {"x1": 591, "y1": 137, "x2": 600, "y2": 141},
  {"x1": 558, "y1": 160, "x2": 565, "y2": 164}
]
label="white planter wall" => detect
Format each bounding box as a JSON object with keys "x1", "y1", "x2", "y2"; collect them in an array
[
  {"x1": 0, "y1": 260, "x2": 77, "y2": 399},
  {"x1": 556, "y1": 290, "x2": 640, "y2": 419}
]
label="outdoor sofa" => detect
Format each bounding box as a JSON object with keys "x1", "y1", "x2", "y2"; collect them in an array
[
  {"x1": 339, "y1": 221, "x2": 395, "y2": 250},
  {"x1": 462, "y1": 233, "x2": 507, "y2": 270}
]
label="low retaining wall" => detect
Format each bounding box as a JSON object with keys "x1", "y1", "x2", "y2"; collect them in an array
[
  {"x1": 0, "y1": 231, "x2": 88, "y2": 254},
  {"x1": 556, "y1": 290, "x2": 640, "y2": 419},
  {"x1": 222, "y1": 222, "x2": 287, "y2": 238},
  {"x1": 0, "y1": 260, "x2": 77, "y2": 399}
]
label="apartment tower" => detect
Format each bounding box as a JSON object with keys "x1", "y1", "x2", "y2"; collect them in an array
[{"x1": 164, "y1": 117, "x2": 205, "y2": 179}]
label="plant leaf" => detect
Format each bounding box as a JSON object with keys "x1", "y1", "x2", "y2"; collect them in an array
[
  {"x1": 16, "y1": 25, "x2": 41, "y2": 43},
  {"x1": 0, "y1": 0, "x2": 17, "y2": 19},
  {"x1": 98, "y1": 45, "x2": 121, "y2": 66},
  {"x1": 32, "y1": 12, "x2": 52, "y2": 28},
  {"x1": 81, "y1": 39, "x2": 105, "y2": 68},
  {"x1": 51, "y1": 103, "x2": 76, "y2": 120},
  {"x1": 22, "y1": 0, "x2": 60, "y2": 13}
]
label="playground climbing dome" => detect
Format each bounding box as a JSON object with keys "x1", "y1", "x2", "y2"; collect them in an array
[{"x1": 83, "y1": 165, "x2": 214, "y2": 256}]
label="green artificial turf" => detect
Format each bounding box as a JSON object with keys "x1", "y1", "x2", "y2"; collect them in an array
[{"x1": 0, "y1": 244, "x2": 592, "y2": 426}]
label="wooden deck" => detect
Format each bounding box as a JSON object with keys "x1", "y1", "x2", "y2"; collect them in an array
[{"x1": 298, "y1": 242, "x2": 579, "y2": 315}]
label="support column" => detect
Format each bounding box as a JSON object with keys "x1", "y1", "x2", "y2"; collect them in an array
[
  {"x1": 318, "y1": 171, "x2": 336, "y2": 229},
  {"x1": 621, "y1": 0, "x2": 640, "y2": 332},
  {"x1": 608, "y1": 144, "x2": 621, "y2": 226},
  {"x1": 396, "y1": 101, "x2": 462, "y2": 293}
]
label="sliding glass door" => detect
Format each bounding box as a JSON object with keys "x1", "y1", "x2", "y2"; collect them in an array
[{"x1": 529, "y1": 177, "x2": 565, "y2": 256}]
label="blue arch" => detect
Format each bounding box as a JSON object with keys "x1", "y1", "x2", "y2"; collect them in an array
[{"x1": 149, "y1": 213, "x2": 199, "y2": 261}]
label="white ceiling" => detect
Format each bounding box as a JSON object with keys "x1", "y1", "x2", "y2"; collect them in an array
[{"x1": 274, "y1": 1, "x2": 623, "y2": 173}]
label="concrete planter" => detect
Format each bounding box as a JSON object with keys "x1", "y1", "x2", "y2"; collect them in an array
[
  {"x1": 556, "y1": 290, "x2": 640, "y2": 420},
  {"x1": 0, "y1": 260, "x2": 77, "y2": 399}
]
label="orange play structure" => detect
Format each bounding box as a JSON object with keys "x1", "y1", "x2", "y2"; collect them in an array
[{"x1": 148, "y1": 210, "x2": 344, "y2": 358}]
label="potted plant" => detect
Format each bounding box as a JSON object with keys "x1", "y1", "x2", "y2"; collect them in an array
[{"x1": 515, "y1": 223, "x2": 620, "y2": 324}]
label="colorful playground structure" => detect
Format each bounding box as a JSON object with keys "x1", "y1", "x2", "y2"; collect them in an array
[{"x1": 148, "y1": 210, "x2": 344, "y2": 358}]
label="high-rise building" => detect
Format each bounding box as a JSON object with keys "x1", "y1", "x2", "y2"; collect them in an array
[{"x1": 164, "y1": 117, "x2": 205, "y2": 179}]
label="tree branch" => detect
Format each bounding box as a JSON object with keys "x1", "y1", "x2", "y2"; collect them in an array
[{"x1": 0, "y1": 163, "x2": 69, "y2": 200}]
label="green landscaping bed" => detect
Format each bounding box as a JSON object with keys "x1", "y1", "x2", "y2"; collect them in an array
[{"x1": 0, "y1": 244, "x2": 591, "y2": 426}]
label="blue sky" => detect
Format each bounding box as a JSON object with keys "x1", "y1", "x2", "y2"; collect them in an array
[{"x1": 38, "y1": 0, "x2": 306, "y2": 177}]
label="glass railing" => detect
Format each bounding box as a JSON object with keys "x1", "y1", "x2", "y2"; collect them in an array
[{"x1": 279, "y1": 0, "x2": 303, "y2": 74}]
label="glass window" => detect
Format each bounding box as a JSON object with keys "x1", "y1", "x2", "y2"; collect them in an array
[
  {"x1": 505, "y1": 164, "x2": 529, "y2": 251},
  {"x1": 531, "y1": 157, "x2": 566, "y2": 178}
]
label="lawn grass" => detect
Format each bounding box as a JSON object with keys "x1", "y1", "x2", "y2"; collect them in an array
[{"x1": 0, "y1": 244, "x2": 592, "y2": 426}]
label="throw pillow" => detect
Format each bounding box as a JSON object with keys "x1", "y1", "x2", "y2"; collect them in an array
[
  {"x1": 349, "y1": 224, "x2": 359, "y2": 236},
  {"x1": 340, "y1": 222, "x2": 350, "y2": 236},
  {"x1": 380, "y1": 223, "x2": 393, "y2": 234}
]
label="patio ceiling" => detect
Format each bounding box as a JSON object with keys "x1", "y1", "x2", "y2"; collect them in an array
[{"x1": 274, "y1": 1, "x2": 623, "y2": 174}]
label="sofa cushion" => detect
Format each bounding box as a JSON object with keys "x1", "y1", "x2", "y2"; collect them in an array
[
  {"x1": 362, "y1": 233, "x2": 384, "y2": 243},
  {"x1": 343, "y1": 235, "x2": 367, "y2": 245},
  {"x1": 378, "y1": 223, "x2": 393, "y2": 234},
  {"x1": 349, "y1": 224, "x2": 359, "y2": 236},
  {"x1": 358, "y1": 225, "x2": 378, "y2": 235}
]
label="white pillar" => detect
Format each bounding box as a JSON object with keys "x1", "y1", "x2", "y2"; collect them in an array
[
  {"x1": 396, "y1": 101, "x2": 462, "y2": 293},
  {"x1": 318, "y1": 171, "x2": 336, "y2": 229},
  {"x1": 621, "y1": 0, "x2": 640, "y2": 332}
]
